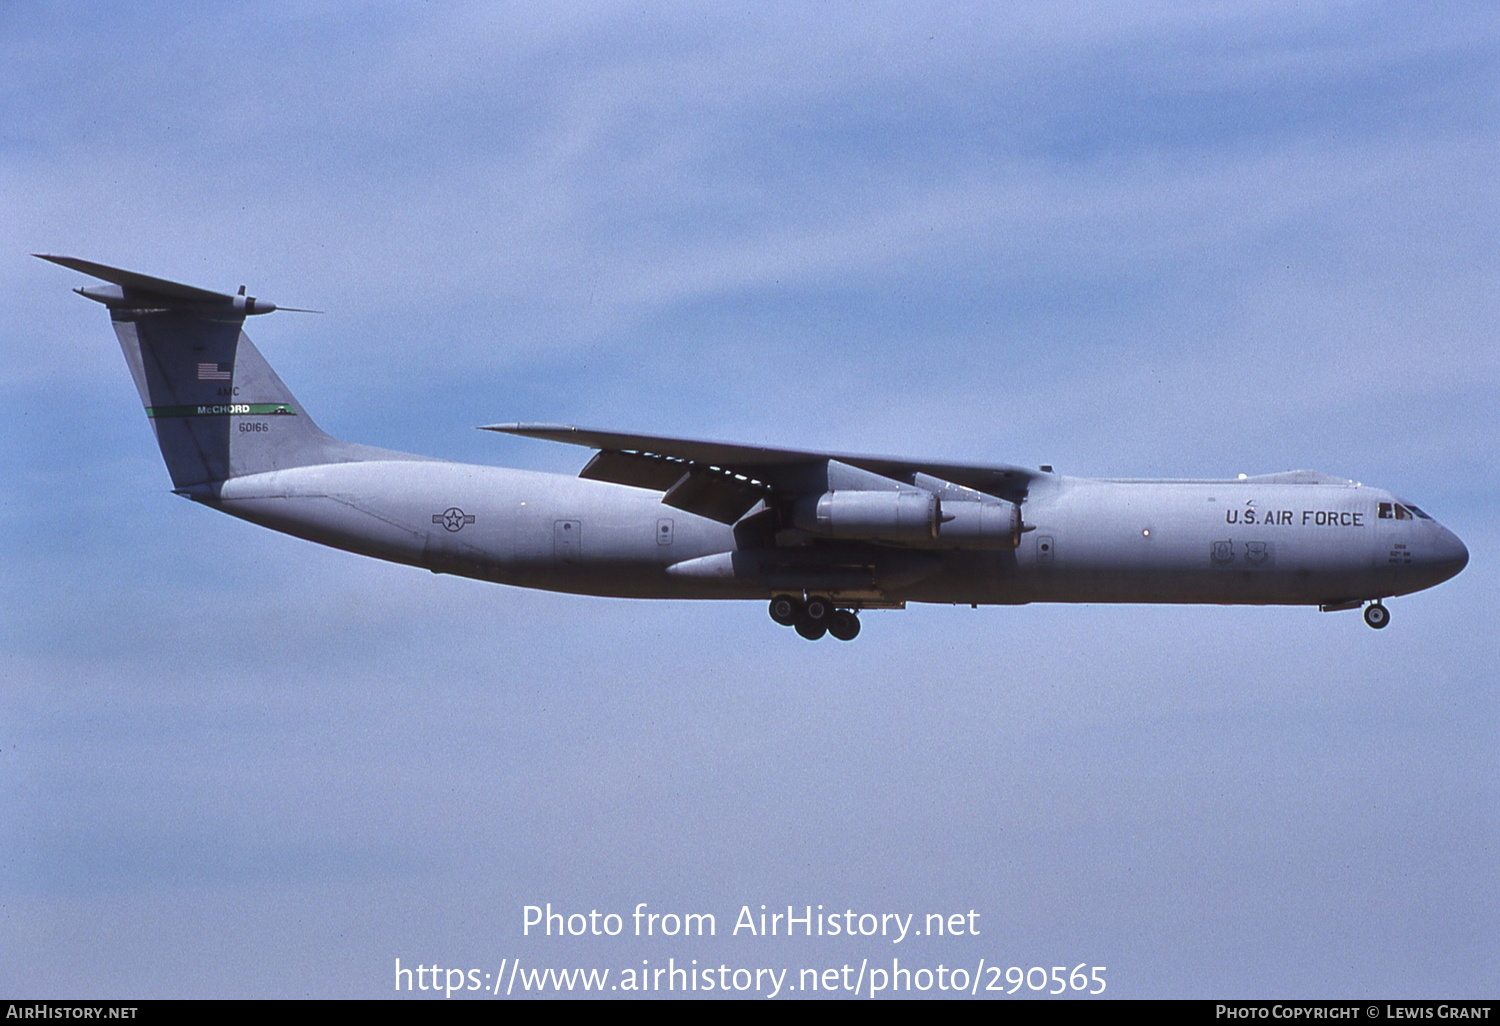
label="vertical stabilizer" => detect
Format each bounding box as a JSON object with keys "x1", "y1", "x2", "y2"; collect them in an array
[
  {"x1": 113, "y1": 311, "x2": 343, "y2": 488},
  {"x1": 41, "y1": 255, "x2": 425, "y2": 491}
]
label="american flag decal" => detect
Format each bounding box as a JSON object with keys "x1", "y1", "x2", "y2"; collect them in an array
[{"x1": 197, "y1": 362, "x2": 232, "y2": 381}]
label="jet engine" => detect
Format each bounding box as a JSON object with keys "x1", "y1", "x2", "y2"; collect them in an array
[
  {"x1": 933, "y1": 497, "x2": 1021, "y2": 549},
  {"x1": 792, "y1": 489, "x2": 1021, "y2": 549},
  {"x1": 792, "y1": 489, "x2": 940, "y2": 541}
]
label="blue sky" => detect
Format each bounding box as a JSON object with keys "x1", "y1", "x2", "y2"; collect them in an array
[{"x1": 3, "y1": 2, "x2": 1497, "y2": 998}]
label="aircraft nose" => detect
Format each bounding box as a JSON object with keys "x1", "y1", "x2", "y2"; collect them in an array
[{"x1": 1429, "y1": 527, "x2": 1469, "y2": 584}]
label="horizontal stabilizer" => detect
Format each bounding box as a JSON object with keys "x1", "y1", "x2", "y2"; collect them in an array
[{"x1": 34, "y1": 255, "x2": 317, "y2": 315}]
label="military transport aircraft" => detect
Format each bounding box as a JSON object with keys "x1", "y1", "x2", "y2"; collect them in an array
[{"x1": 43, "y1": 255, "x2": 1468, "y2": 640}]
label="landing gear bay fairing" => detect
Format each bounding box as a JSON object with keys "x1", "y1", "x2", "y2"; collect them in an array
[{"x1": 44, "y1": 256, "x2": 1468, "y2": 640}]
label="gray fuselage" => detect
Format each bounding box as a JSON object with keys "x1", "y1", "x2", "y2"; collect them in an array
[{"x1": 209, "y1": 460, "x2": 1468, "y2": 609}]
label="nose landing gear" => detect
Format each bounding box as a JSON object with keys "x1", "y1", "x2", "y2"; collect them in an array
[
  {"x1": 768, "y1": 595, "x2": 862, "y2": 641},
  {"x1": 1363, "y1": 601, "x2": 1390, "y2": 629}
]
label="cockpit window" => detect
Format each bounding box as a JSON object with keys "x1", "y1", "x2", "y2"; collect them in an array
[{"x1": 1379, "y1": 501, "x2": 1429, "y2": 521}]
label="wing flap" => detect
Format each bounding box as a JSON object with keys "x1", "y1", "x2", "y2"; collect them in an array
[
  {"x1": 661, "y1": 465, "x2": 768, "y2": 524},
  {"x1": 579, "y1": 449, "x2": 691, "y2": 491}
]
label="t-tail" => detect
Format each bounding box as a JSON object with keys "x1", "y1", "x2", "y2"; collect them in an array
[{"x1": 39, "y1": 255, "x2": 407, "y2": 496}]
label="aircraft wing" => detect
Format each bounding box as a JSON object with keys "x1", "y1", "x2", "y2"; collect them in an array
[{"x1": 483, "y1": 422, "x2": 1039, "y2": 523}]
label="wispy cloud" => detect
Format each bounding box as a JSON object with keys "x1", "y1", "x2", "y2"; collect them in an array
[{"x1": 3, "y1": 2, "x2": 1496, "y2": 997}]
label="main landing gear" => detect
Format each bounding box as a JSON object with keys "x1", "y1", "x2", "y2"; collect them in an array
[
  {"x1": 769, "y1": 595, "x2": 861, "y2": 641},
  {"x1": 1363, "y1": 601, "x2": 1390, "y2": 630}
]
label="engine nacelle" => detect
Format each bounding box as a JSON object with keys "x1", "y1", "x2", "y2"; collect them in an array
[
  {"x1": 792, "y1": 489, "x2": 939, "y2": 541},
  {"x1": 934, "y1": 497, "x2": 1021, "y2": 549}
]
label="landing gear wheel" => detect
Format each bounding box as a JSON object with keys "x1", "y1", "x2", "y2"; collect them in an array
[
  {"x1": 828, "y1": 609, "x2": 861, "y2": 641},
  {"x1": 769, "y1": 595, "x2": 800, "y2": 626},
  {"x1": 1363, "y1": 602, "x2": 1390, "y2": 629},
  {"x1": 802, "y1": 596, "x2": 833, "y2": 624},
  {"x1": 794, "y1": 619, "x2": 828, "y2": 641}
]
